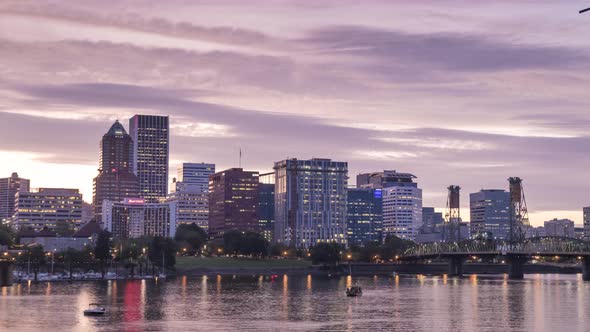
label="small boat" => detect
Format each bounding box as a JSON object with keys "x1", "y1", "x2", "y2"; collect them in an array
[
  {"x1": 84, "y1": 303, "x2": 106, "y2": 316},
  {"x1": 346, "y1": 286, "x2": 362, "y2": 297}
]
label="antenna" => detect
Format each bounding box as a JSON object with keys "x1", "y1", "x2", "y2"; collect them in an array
[{"x1": 239, "y1": 148, "x2": 242, "y2": 168}]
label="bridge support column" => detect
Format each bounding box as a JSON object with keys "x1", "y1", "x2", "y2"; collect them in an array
[
  {"x1": 0, "y1": 262, "x2": 13, "y2": 287},
  {"x1": 507, "y1": 255, "x2": 527, "y2": 280},
  {"x1": 582, "y1": 257, "x2": 590, "y2": 281},
  {"x1": 448, "y1": 256, "x2": 464, "y2": 277}
]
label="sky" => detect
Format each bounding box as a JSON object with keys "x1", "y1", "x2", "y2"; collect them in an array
[{"x1": 1, "y1": 0, "x2": 590, "y2": 226}]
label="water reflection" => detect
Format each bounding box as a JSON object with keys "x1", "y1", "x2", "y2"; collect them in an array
[{"x1": 0, "y1": 274, "x2": 588, "y2": 331}]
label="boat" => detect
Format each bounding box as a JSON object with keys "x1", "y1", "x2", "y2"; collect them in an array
[
  {"x1": 83, "y1": 303, "x2": 106, "y2": 316},
  {"x1": 346, "y1": 286, "x2": 363, "y2": 297}
]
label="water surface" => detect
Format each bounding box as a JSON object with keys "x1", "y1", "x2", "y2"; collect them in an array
[{"x1": 0, "y1": 274, "x2": 588, "y2": 331}]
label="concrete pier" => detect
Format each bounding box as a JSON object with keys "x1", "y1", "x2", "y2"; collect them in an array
[
  {"x1": 448, "y1": 256, "x2": 465, "y2": 277},
  {"x1": 507, "y1": 255, "x2": 528, "y2": 279},
  {"x1": 0, "y1": 262, "x2": 13, "y2": 287}
]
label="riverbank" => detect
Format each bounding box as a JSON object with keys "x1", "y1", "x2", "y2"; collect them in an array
[
  {"x1": 347, "y1": 262, "x2": 583, "y2": 275},
  {"x1": 176, "y1": 257, "x2": 316, "y2": 276}
]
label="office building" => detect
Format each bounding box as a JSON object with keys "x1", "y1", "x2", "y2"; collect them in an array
[
  {"x1": 470, "y1": 189, "x2": 511, "y2": 239},
  {"x1": 575, "y1": 225, "x2": 585, "y2": 240},
  {"x1": 129, "y1": 115, "x2": 169, "y2": 202},
  {"x1": 544, "y1": 218, "x2": 575, "y2": 238},
  {"x1": 584, "y1": 207, "x2": 590, "y2": 241},
  {"x1": 274, "y1": 158, "x2": 348, "y2": 248},
  {"x1": 347, "y1": 188, "x2": 383, "y2": 246},
  {"x1": 208, "y1": 168, "x2": 259, "y2": 238},
  {"x1": 13, "y1": 188, "x2": 83, "y2": 231},
  {"x1": 422, "y1": 207, "x2": 444, "y2": 228},
  {"x1": 102, "y1": 198, "x2": 176, "y2": 239},
  {"x1": 380, "y1": 172, "x2": 422, "y2": 241},
  {"x1": 0, "y1": 172, "x2": 30, "y2": 222},
  {"x1": 92, "y1": 121, "x2": 139, "y2": 220},
  {"x1": 357, "y1": 170, "x2": 417, "y2": 190},
  {"x1": 258, "y1": 183, "x2": 275, "y2": 242},
  {"x1": 167, "y1": 163, "x2": 215, "y2": 229}
]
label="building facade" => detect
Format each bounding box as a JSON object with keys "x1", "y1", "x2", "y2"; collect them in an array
[
  {"x1": 258, "y1": 182, "x2": 275, "y2": 242},
  {"x1": 0, "y1": 172, "x2": 30, "y2": 222},
  {"x1": 469, "y1": 189, "x2": 511, "y2": 239},
  {"x1": 274, "y1": 158, "x2": 348, "y2": 249},
  {"x1": 544, "y1": 218, "x2": 575, "y2": 238},
  {"x1": 129, "y1": 115, "x2": 169, "y2": 203},
  {"x1": 584, "y1": 207, "x2": 590, "y2": 241},
  {"x1": 208, "y1": 168, "x2": 259, "y2": 238},
  {"x1": 422, "y1": 207, "x2": 444, "y2": 228},
  {"x1": 13, "y1": 188, "x2": 83, "y2": 231},
  {"x1": 92, "y1": 121, "x2": 139, "y2": 221},
  {"x1": 167, "y1": 163, "x2": 215, "y2": 229},
  {"x1": 102, "y1": 198, "x2": 176, "y2": 239},
  {"x1": 346, "y1": 188, "x2": 383, "y2": 246},
  {"x1": 381, "y1": 173, "x2": 422, "y2": 241}
]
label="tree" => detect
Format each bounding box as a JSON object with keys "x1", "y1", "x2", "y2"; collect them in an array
[
  {"x1": 359, "y1": 241, "x2": 383, "y2": 263},
  {"x1": 28, "y1": 245, "x2": 46, "y2": 281},
  {"x1": 381, "y1": 235, "x2": 413, "y2": 260},
  {"x1": 0, "y1": 224, "x2": 15, "y2": 246},
  {"x1": 239, "y1": 232, "x2": 269, "y2": 257},
  {"x1": 55, "y1": 220, "x2": 75, "y2": 237},
  {"x1": 62, "y1": 248, "x2": 83, "y2": 279},
  {"x1": 175, "y1": 223, "x2": 207, "y2": 255},
  {"x1": 94, "y1": 230, "x2": 112, "y2": 279},
  {"x1": 148, "y1": 236, "x2": 176, "y2": 273},
  {"x1": 310, "y1": 243, "x2": 342, "y2": 266},
  {"x1": 223, "y1": 230, "x2": 243, "y2": 256}
]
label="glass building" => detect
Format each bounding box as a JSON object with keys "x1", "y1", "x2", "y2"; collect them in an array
[
  {"x1": 129, "y1": 115, "x2": 169, "y2": 203},
  {"x1": 92, "y1": 120, "x2": 139, "y2": 221},
  {"x1": 274, "y1": 158, "x2": 348, "y2": 249},
  {"x1": 469, "y1": 189, "x2": 511, "y2": 239},
  {"x1": 346, "y1": 188, "x2": 382, "y2": 246}
]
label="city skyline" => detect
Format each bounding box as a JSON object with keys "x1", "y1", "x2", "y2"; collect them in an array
[{"x1": 1, "y1": 1, "x2": 590, "y2": 225}]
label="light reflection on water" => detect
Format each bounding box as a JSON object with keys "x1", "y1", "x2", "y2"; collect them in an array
[{"x1": 0, "y1": 274, "x2": 589, "y2": 331}]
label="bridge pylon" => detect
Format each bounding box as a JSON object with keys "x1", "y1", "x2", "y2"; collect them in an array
[
  {"x1": 508, "y1": 177, "x2": 529, "y2": 247},
  {"x1": 445, "y1": 185, "x2": 462, "y2": 242}
]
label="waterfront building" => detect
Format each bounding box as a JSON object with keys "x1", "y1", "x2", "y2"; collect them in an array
[
  {"x1": 544, "y1": 218, "x2": 575, "y2": 238},
  {"x1": 346, "y1": 188, "x2": 383, "y2": 246},
  {"x1": 92, "y1": 121, "x2": 139, "y2": 221},
  {"x1": 469, "y1": 189, "x2": 511, "y2": 239},
  {"x1": 13, "y1": 188, "x2": 83, "y2": 231},
  {"x1": 102, "y1": 198, "x2": 176, "y2": 239},
  {"x1": 129, "y1": 115, "x2": 169, "y2": 202},
  {"x1": 0, "y1": 172, "x2": 30, "y2": 222},
  {"x1": 274, "y1": 158, "x2": 348, "y2": 248},
  {"x1": 378, "y1": 171, "x2": 422, "y2": 241},
  {"x1": 208, "y1": 168, "x2": 259, "y2": 238},
  {"x1": 167, "y1": 163, "x2": 215, "y2": 229},
  {"x1": 19, "y1": 221, "x2": 101, "y2": 251}
]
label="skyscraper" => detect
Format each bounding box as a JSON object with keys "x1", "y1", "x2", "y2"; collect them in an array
[
  {"x1": 346, "y1": 188, "x2": 383, "y2": 246},
  {"x1": 167, "y1": 163, "x2": 215, "y2": 229},
  {"x1": 129, "y1": 115, "x2": 170, "y2": 203},
  {"x1": 274, "y1": 158, "x2": 348, "y2": 248},
  {"x1": 258, "y1": 173, "x2": 275, "y2": 242},
  {"x1": 584, "y1": 207, "x2": 590, "y2": 241},
  {"x1": 208, "y1": 168, "x2": 260, "y2": 238},
  {"x1": 0, "y1": 172, "x2": 30, "y2": 221},
  {"x1": 92, "y1": 121, "x2": 139, "y2": 220},
  {"x1": 380, "y1": 172, "x2": 422, "y2": 241},
  {"x1": 470, "y1": 189, "x2": 511, "y2": 239}
]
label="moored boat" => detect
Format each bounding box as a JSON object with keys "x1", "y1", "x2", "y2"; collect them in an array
[{"x1": 346, "y1": 286, "x2": 362, "y2": 297}]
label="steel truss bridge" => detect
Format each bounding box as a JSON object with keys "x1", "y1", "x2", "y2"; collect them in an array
[{"x1": 401, "y1": 237, "x2": 590, "y2": 279}]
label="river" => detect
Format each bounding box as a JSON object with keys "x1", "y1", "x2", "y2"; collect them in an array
[{"x1": 0, "y1": 274, "x2": 588, "y2": 331}]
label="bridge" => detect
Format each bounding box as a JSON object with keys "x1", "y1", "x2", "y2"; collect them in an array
[{"x1": 400, "y1": 237, "x2": 590, "y2": 280}]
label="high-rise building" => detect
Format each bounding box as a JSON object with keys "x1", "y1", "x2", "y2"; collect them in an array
[
  {"x1": 357, "y1": 170, "x2": 416, "y2": 190},
  {"x1": 422, "y1": 207, "x2": 444, "y2": 228},
  {"x1": 544, "y1": 218, "x2": 575, "y2": 238},
  {"x1": 92, "y1": 121, "x2": 139, "y2": 220},
  {"x1": 346, "y1": 188, "x2": 383, "y2": 246},
  {"x1": 13, "y1": 188, "x2": 83, "y2": 231},
  {"x1": 129, "y1": 115, "x2": 170, "y2": 203},
  {"x1": 167, "y1": 163, "x2": 215, "y2": 229},
  {"x1": 470, "y1": 189, "x2": 511, "y2": 239},
  {"x1": 258, "y1": 182, "x2": 275, "y2": 243},
  {"x1": 584, "y1": 207, "x2": 590, "y2": 241},
  {"x1": 274, "y1": 158, "x2": 348, "y2": 249},
  {"x1": 208, "y1": 168, "x2": 259, "y2": 238},
  {"x1": 102, "y1": 198, "x2": 176, "y2": 239},
  {"x1": 0, "y1": 172, "x2": 30, "y2": 222},
  {"x1": 380, "y1": 172, "x2": 422, "y2": 241}
]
